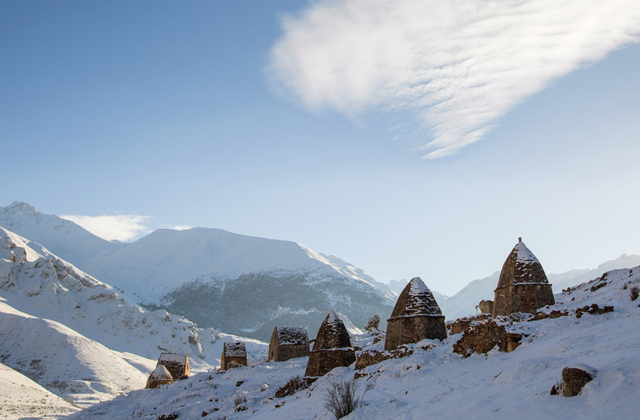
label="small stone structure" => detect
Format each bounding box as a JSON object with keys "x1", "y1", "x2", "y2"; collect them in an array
[
  {"x1": 221, "y1": 341, "x2": 248, "y2": 370},
  {"x1": 146, "y1": 365, "x2": 174, "y2": 389},
  {"x1": 562, "y1": 364, "x2": 597, "y2": 397},
  {"x1": 305, "y1": 311, "x2": 356, "y2": 377},
  {"x1": 385, "y1": 277, "x2": 446, "y2": 351},
  {"x1": 477, "y1": 300, "x2": 494, "y2": 314},
  {"x1": 452, "y1": 320, "x2": 522, "y2": 357},
  {"x1": 268, "y1": 326, "x2": 310, "y2": 362},
  {"x1": 157, "y1": 353, "x2": 190, "y2": 381},
  {"x1": 493, "y1": 238, "x2": 555, "y2": 317}
]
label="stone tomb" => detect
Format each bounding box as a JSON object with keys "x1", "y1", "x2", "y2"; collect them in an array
[
  {"x1": 493, "y1": 238, "x2": 555, "y2": 317},
  {"x1": 146, "y1": 364, "x2": 173, "y2": 389},
  {"x1": 220, "y1": 341, "x2": 247, "y2": 370},
  {"x1": 305, "y1": 311, "x2": 356, "y2": 377},
  {"x1": 385, "y1": 277, "x2": 447, "y2": 351},
  {"x1": 268, "y1": 326, "x2": 310, "y2": 362},
  {"x1": 157, "y1": 353, "x2": 189, "y2": 381}
]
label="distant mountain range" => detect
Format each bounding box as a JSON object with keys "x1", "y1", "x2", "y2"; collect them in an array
[{"x1": 0, "y1": 202, "x2": 396, "y2": 342}]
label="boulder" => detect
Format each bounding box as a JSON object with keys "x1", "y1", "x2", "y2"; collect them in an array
[{"x1": 562, "y1": 364, "x2": 596, "y2": 397}]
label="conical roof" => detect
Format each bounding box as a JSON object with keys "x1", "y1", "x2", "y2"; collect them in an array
[
  {"x1": 390, "y1": 277, "x2": 442, "y2": 318},
  {"x1": 313, "y1": 310, "x2": 352, "y2": 350},
  {"x1": 149, "y1": 365, "x2": 173, "y2": 381},
  {"x1": 496, "y1": 239, "x2": 549, "y2": 290}
]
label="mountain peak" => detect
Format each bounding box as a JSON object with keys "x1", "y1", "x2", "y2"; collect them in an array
[{"x1": 8, "y1": 201, "x2": 38, "y2": 214}]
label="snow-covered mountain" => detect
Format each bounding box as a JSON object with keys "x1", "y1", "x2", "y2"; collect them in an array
[
  {"x1": 0, "y1": 202, "x2": 396, "y2": 341},
  {"x1": 67, "y1": 264, "x2": 640, "y2": 420}
]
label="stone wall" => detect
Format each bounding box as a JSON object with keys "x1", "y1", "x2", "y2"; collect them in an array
[
  {"x1": 305, "y1": 349, "x2": 355, "y2": 377},
  {"x1": 385, "y1": 315, "x2": 446, "y2": 351},
  {"x1": 494, "y1": 283, "x2": 554, "y2": 317},
  {"x1": 452, "y1": 320, "x2": 522, "y2": 357}
]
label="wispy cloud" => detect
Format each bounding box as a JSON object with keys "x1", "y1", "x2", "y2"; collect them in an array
[
  {"x1": 269, "y1": 0, "x2": 640, "y2": 158},
  {"x1": 59, "y1": 214, "x2": 152, "y2": 242}
]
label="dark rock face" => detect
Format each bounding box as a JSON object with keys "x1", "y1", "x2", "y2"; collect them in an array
[
  {"x1": 493, "y1": 240, "x2": 555, "y2": 317},
  {"x1": 562, "y1": 365, "x2": 596, "y2": 397},
  {"x1": 268, "y1": 327, "x2": 310, "y2": 362},
  {"x1": 385, "y1": 277, "x2": 446, "y2": 350},
  {"x1": 304, "y1": 311, "x2": 355, "y2": 377},
  {"x1": 221, "y1": 342, "x2": 247, "y2": 370}
]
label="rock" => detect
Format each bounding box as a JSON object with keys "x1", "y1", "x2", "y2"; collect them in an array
[
  {"x1": 478, "y1": 300, "x2": 494, "y2": 314},
  {"x1": 452, "y1": 320, "x2": 522, "y2": 357},
  {"x1": 562, "y1": 364, "x2": 596, "y2": 397}
]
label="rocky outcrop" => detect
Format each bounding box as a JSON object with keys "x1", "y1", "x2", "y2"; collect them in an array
[
  {"x1": 493, "y1": 239, "x2": 555, "y2": 317},
  {"x1": 385, "y1": 277, "x2": 446, "y2": 351},
  {"x1": 305, "y1": 311, "x2": 355, "y2": 377},
  {"x1": 562, "y1": 364, "x2": 597, "y2": 397},
  {"x1": 477, "y1": 300, "x2": 493, "y2": 314}
]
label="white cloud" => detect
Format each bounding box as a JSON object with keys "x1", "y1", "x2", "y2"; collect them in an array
[
  {"x1": 269, "y1": 0, "x2": 640, "y2": 158},
  {"x1": 59, "y1": 214, "x2": 152, "y2": 242}
]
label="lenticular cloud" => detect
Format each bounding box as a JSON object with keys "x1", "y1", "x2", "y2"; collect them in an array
[{"x1": 269, "y1": 0, "x2": 640, "y2": 158}]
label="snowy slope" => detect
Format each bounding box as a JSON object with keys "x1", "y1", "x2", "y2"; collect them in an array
[
  {"x1": 0, "y1": 226, "x2": 267, "y2": 370},
  {"x1": 67, "y1": 264, "x2": 640, "y2": 420},
  {"x1": 0, "y1": 298, "x2": 148, "y2": 407},
  {"x1": 0, "y1": 203, "x2": 395, "y2": 342},
  {"x1": 0, "y1": 362, "x2": 79, "y2": 420}
]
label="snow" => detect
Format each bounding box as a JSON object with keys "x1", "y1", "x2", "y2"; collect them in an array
[
  {"x1": 395, "y1": 277, "x2": 442, "y2": 317},
  {"x1": 158, "y1": 354, "x2": 187, "y2": 364},
  {"x1": 149, "y1": 365, "x2": 172, "y2": 381},
  {"x1": 224, "y1": 342, "x2": 247, "y2": 357},
  {"x1": 514, "y1": 241, "x2": 538, "y2": 264},
  {"x1": 276, "y1": 327, "x2": 308, "y2": 345},
  {"x1": 66, "y1": 264, "x2": 640, "y2": 419},
  {"x1": 0, "y1": 362, "x2": 79, "y2": 420}
]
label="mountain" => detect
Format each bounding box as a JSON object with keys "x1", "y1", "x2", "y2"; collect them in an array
[
  {"x1": 0, "y1": 361, "x2": 79, "y2": 419},
  {"x1": 67, "y1": 264, "x2": 640, "y2": 420},
  {"x1": 0, "y1": 202, "x2": 396, "y2": 342},
  {"x1": 0, "y1": 225, "x2": 267, "y2": 370}
]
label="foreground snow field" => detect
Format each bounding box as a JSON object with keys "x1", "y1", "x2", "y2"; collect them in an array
[{"x1": 67, "y1": 266, "x2": 640, "y2": 419}]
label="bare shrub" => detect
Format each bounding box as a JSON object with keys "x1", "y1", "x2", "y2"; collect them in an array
[
  {"x1": 324, "y1": 380, "x2": 368, "y2": 419},
  {"x1": 233, "y1": 394, "x2": 247, "y2": 412},
  {"x1": 630, "y1": 286, "x2": 639, "y2": 301}
]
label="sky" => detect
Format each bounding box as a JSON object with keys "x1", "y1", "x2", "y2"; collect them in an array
[{"x1": 2, "y1": 0, "x2": 640, "y2": 296}]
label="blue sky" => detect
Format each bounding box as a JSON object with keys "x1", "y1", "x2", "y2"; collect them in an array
[{"x1": 2, "y1": 0, "x2": 640, "y2": 295}]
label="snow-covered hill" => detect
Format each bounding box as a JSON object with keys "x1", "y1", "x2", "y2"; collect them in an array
[
  {"x1": 0, "y1": 203, "x2": 395, "y2": 342},
  {"x1": 0, "y1": 298, "x2": 148, "y2": 407},
  {"x1": 67, "y1": 264, "x2": 640, "y2": 420},
  {"x1": 0, "y1": 226, "x2": 267, "y2": 370},
  {"x1": 0, "y1": 361, "x2": 79, "y2": 420}
]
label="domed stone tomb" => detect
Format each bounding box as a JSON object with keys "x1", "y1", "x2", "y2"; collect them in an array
[
  {"x1": 304, "y1": 311, "x2": 356, "y2": 377},
  {"x1": 146, "y1": 364, "x2": 173, "y2": 389},
  {"x1": 493, "y1": 238, "x2": 555, "y2": 317},
  {"x1": 156, "y1": 353, "x2": 189, "y2": 381},
  {"x1": 385, "y1": 277, "x2": 447, "y2": 350}
]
